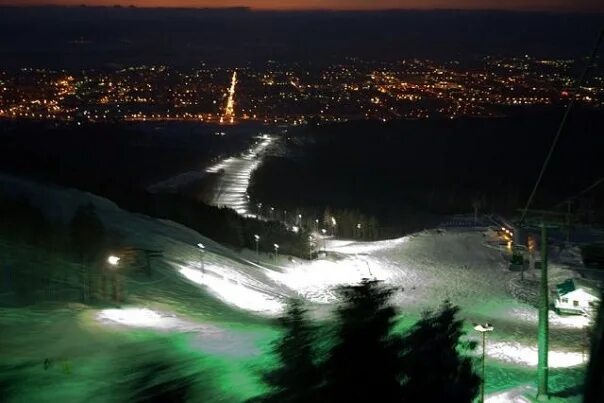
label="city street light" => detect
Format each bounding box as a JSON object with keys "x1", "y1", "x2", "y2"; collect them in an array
[
  {"x1": 298, "y1": 214, "x2": 302, "y2": 226},
  {"x1": 315, "y1": 218, "x2": 319, "y2": 232},
  {"x1": 254, "y1": 234, "x2": 260, "y2": 256},
  {"x1": 197, "y1": 242, "x2": 205, "y2": 273},
  {"x1": 273, "y1": 243, "x2": 279, "y2": 262},
  {"x1": 308, "y1": 235, "x2": 313, "y2": 260},
  {"x1": 474, "y1": 323, "x2": 494, "y2": 403},
  {"x1": 107, "y1": 255, "x2": 120, "y2": 266}
]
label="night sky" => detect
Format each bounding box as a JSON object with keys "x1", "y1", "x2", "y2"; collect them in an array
[{"x1": 1, "y1": 0, "x2": 603, "y2": 12}]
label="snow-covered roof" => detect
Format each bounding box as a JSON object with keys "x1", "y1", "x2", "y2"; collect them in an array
[{"x1": 556, "y1": 278, "x2": 600, "y2": 299}]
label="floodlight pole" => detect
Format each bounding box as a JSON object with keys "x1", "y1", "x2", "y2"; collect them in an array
[
  {"x1": 481, "y1": 330, "x2": 486, "y2": 403},
  {"x1": 537, "y1": 223, "x2": 549, "y2": 399},
  {"x1": 474, "y1": 323, "x2": 494, "y2": 403}
]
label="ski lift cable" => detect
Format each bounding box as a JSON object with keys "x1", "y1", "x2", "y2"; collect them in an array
[
  {"x1": 519, "y1": 29, "x2": 604, "y2": 225},
  {"x1": 550, "y1": 177, "x2": 604, "y2": 210}
]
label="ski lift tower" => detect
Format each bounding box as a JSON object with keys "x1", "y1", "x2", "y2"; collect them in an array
[{"x1": 517, "y1": 210, "x2": 566, "y2": 400}]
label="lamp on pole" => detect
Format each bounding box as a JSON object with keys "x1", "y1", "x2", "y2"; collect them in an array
[
  {"x1": 107, "y1": 255, "x2": 121, "y2": 303},
  {"x1": 308, "y1": 235, "x2": 313, "y2": 260},
  {"x1": 473, "y1": 323, "x2": 494, "y2": 403},
  {"x1": 315, "y1": 218, "x2": 319, "y2": 233},
  {"x1": 273, "y1": 243, "x2": 279, "y2": 262},
  {"x1": 298, "y1": 214, "x2": 302, "y2": 226},
  {"x1": 254, "y1": 234, "x2": 260, "y2": 256},
  {"x1": 321, "y1": 228, "x2": 327, "y2": 250},
  {"x1": 197, "y1": 242, "x2": 205, "y2": 273}
]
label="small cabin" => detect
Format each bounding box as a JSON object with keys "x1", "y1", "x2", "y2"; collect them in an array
[{"x1": 554, "y1": 279, "x2": 600, "y2": 316}]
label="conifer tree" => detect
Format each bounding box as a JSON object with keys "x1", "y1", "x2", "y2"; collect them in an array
[
  {"x1": 400, "y1": 301, "x2": 480, "y2": 403},
  {"x1": 255, "y1": 299, "x2": 321, "y2": 403},
  {"x1": 320, "y1": 279, "x2": 404, "y2": 402}
]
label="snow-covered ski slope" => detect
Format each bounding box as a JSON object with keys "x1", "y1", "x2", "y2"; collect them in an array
[{"x1": 0, "y1": 174, "x2": 593, "y2": 377}]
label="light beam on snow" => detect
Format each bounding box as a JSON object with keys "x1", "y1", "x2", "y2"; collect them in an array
[
  {"x1": 97, "y1": 307, "x2": 186, "y2": 330},
  {"x1": 487, "y1": 341, "x2": 586, "y2": 368},
  {"x1": 205, "y1": 135, "x2": 274, "y2": 216},
  {"x1": 178, "y1": 267, "x2": 283, "y2": 314}
]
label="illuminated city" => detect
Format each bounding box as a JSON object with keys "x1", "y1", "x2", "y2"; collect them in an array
[{"x1": 1, "y1": 57, "x2": 602, "y2": 125}]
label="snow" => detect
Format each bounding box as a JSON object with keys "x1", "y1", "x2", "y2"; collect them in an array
[
  {"x1": 1, "y1": 173, "x2": 599, "y2": 401},
  {"x1": 487, "y1": 341, "x2": 586, "y2": 368},
  {"x1": 178, "y1": 266, "x2": 284, "y2": 314},
  {"x1": 204, "y1": 135, "x2": 274, "y2": 216},
  {"x1": 486, "y1": 385, "x2": 535, "y2": 403}
]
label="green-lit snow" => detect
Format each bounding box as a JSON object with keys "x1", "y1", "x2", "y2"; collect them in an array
[{"x1": 0, "y1": 175, "x2": 595, "y2": 401}]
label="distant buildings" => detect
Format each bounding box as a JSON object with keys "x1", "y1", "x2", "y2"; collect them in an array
[{"x1": 0, "y1": 56, "x2": 602, "y2": 125}]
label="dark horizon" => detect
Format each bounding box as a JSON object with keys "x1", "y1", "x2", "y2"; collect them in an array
[
  {"x1": 1, "y1": 4, "x2": 604, "y2": 13},
  {"x1": 1, "y1": 0, "x2": 604, "y2": 12},
  {"x1": 1, "y1": 6, "x2": 602, "y2": 69}
]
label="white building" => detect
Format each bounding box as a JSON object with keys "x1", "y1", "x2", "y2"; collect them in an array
[{"x1": 554, "y1": 278, "x2": 600, "y2": 316}]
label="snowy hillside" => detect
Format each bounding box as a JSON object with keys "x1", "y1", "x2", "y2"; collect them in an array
[{"x1": 0, "y1": 174, "x2": 596, "y2": 401}]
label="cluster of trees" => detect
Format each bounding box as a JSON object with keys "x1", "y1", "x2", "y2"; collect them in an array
[
  {"x1": 322, "y1": 207, "x2": 380, "y2": 241},
  {"x1": 103, "y1": 188, "x2": 311, "y2": 259},
  {"x1": 0, "y1": 193, "x2": 129, "y2": 304},
  {"x1": 0, "y1": 122, "x2": 313, "y2": 259},
  {"x1": 250, "y1": 110, "x2": 604, "y2": 238},
  {"x1": 254, "y1": 280, "x2": 480, "y2": 403}
]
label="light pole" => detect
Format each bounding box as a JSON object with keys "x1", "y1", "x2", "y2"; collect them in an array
[
  {"x1": 474, "y1": 323, "x2": 494, "y2": 403},
  {"x1": 331, "y1": 216, "x2": 337, "y2": 236},
  {"x1": 107, "y1": 255, "x2": 121, "y2": 303},
  {"x1": 356, "y1": 223, "x2": 362, "y2": 239},
  {"x1": 197, "y1": 242, "x2": 205, "y2": 273},
  {"x1": 273, "y1": 243, "x2": 279, "y2": 262},
  {"x1": 321, "y1": 228, "x2": 327, "y2": 251},
  {"x1": 254, "y1": 234, "x2": 260, "y2": 256},
  {"x1": 298, "y1": 214, "x2": 302, "y2": 227},
  {"x1": 308, "y1": 235, "x2": 313, "y2": 260},
  {"x1": 315, "y1": 218, "x2": 319, "y2": 233}
]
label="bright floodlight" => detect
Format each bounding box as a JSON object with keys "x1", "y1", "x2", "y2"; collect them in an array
[
  {"x1": 197, "y1": 242, "x2": 205, "y2": 250},
  {"x1": 274, "y1": 243, "x2": 279, "y2": 249},
  {"x1": 254, "y1": 234, "x2": 260, "y2": 241},
  {"x1": 107, "y1": 255, "x2": 120, "y2": 266},
  {"x1": 474, "y1": 323, "x2": 494, "y2": 333},
  {"x1": 321, "y1": 228, "x2": 327, "y2": 235},
  {"x1": 331, "y1": 217, "x2": 337, "y2": 226}
]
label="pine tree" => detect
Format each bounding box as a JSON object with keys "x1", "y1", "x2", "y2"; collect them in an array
[
  {"x1": 400, "y1": 301, "x2": 480, "y2": 403},
  {"x1": 255, "y1": 299, "x2": 321, "y2": 403},
  {"x1": 320, "y1": 279, "x2": 404, "y2": 402},
  {"x1": 69, "y1": 203, "x2": 106, "y2": 262}
]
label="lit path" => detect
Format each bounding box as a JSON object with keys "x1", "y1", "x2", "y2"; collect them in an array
[{"x1": 205, "y1": 134, "x2": 274, "y2": 216}]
